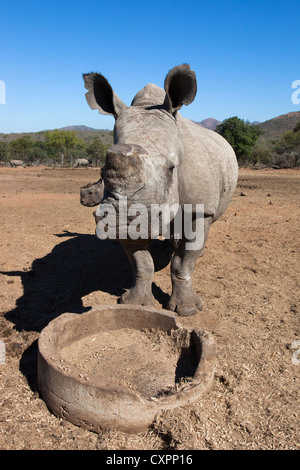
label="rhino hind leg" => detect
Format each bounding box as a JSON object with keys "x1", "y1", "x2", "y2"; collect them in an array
[
  {"x1": 167, "y1": 217, "x2": 212, "y2": 316},
  {"x1": 119, "y1": 242, "x2": 155, "y2": 306}
]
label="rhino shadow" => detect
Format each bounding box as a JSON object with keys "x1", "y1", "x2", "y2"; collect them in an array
[{"x1": 3, "y1": 231, "x2": 173, "y2": 333}]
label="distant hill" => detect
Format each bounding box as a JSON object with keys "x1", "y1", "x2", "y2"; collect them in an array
[
  {"x1": 59, "y1": 125, "x2": 99, "y2": 132},
  {"x1": 58, "y1": 126, "x2": 113, "y2": 145},
  {"x1": 195, "y1": 118, "x2": 221, "y2": 131},
  {"x1": 258, "y1": 111, "x2": 300, "y2": 141},
  {"x1": 59, "y1": 125, "x2": 111, "y2": 132},
  {"x1": 0, "y1": 125, "x2": 113, "y2": 146}
]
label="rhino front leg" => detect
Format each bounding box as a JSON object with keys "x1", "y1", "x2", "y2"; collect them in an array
[
  {"x1": 167, "y1": 217, "x2": 212, "y2": 316},
  {"x1": 119, "y1": 242, "x2": 155, "y2": 306}
]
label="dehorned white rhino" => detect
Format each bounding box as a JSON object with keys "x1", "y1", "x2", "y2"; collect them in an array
[
  {"x1": 83, "y1": 64, "x2": 238, "y2": 316},
  {"x1": 80, "y1": 177, "x2": 104, "y2": 207},
  {"x1": 10, "y1": 160, "x2": 24, "y2": 167},
  {"x1": 74, "y1": 158, "x2": 90, "y2": 168}
]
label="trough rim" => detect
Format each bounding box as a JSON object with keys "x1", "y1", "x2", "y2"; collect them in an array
[{"x1": 37, "y1": 304, "x2": 216, "y2": 431}]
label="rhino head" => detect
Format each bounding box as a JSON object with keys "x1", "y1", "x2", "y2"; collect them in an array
[
  {"x1": 83, "y1": 64, "x2": 197, "y2": 240},
  {"x1": 80, "y1": 177, "x2": 104, "y2": 207}
]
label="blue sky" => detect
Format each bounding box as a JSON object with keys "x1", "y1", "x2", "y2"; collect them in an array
[{"x1": 1, "y1": 0, "x2": 300, "y2": 133}]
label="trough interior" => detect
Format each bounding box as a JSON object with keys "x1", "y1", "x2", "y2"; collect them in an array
[
  {"x1": 60, "y1": 327, "x2": 198, "y2": 398},
  {"x1": 54, "y1": 308, "x2": 200, "y2": 398}
]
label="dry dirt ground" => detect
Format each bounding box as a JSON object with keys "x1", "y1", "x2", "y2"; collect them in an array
[{"x1": 0, "y1": 166, "x2": 299, "y2": 450}]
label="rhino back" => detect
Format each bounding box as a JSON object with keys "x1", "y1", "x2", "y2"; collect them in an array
[{"x1": 177, "y1": 115, "x2": 238, "y2": 221}]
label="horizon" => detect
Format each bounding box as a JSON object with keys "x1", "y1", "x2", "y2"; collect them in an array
[
  {"x1": 1, "y1": 0, "x2": 300, "y2": 133},
  {"x1": 3, "y1": 110, "x2": 300, "y2": 136}
]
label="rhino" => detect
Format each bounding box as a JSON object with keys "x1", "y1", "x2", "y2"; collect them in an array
[
  {"x1": 80, "y1": 177, "x2": 104, "y2": 207},
  {"x1": 83, "y1": 64, "x2": 238, "y2": 316},
  {"x1": 74, "y1": 158, "x2": 90, "y2": 168},
  {"x1": 10, "y1": 160, "x2": 24, "y2": 167}
]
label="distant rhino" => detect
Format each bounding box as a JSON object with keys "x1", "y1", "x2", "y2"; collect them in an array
[
  {"x1": 80, "y1": 178, "x2": 104, "y2": 207},
  {"x1": 74, "y1": 158, "x2": 90, "y2": 168},
  {"x1": 10, "y1": 160, "x2": 24, "y2": 167},
  {"x1": 83, "y1": 64, "x2": 238, "y2": 316}
]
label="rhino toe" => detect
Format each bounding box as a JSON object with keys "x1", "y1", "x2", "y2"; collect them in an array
[
  {"x1": 119, "y1": 286, "x2": 155, "y2": 307},
  {"x1": 166, "y1": 293, "x2": 203, "y2": 316}
]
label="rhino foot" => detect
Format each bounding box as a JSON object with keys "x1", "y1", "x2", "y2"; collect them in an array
[
  {"x1": 166, "y1": 292, "x2": 203, "y2": 317},
  {"x1": 119, "y1": 285, "x2": 155, "y2": 306}
]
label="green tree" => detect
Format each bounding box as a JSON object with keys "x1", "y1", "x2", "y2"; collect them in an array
[
  {"x1": 86, "y1": 136, "x2": 107, "y2": 167},
  {"x1": 272, "y1": 120, "x2": 300, "y2": 167},
  {"x1": 30, "y1": 141, "x2": 49, "y2": 164},
  {"x1": 216, "y1": 117, "x2": 262, "y2": 163},
  {"x1": 282, "y1": 121, "x2": 300, "y2": 149},
  {"x1": 0, "y1": 142, "x2": 8, "y2": 161},
  {"x1": 44, "y1": 129, "x2": 85, "y2": 165},
  {"x1": 293, "y1": 121, "x2": 300, "y2": 133},
  {"x1": 8, "y1": 135, "x2": 34, "y2": 161}
]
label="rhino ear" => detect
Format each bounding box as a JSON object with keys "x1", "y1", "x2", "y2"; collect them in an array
[
  {"x1": 83, "y1": 73, "x2": 128, "y2": 118},
  {"x1": 164, "y1": 64, "x2": 197, "y2": 114}
]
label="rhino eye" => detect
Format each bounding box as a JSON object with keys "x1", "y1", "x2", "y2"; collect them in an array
[{"x1": 164, "y1": 162, "x2": 176, "y2": 180}]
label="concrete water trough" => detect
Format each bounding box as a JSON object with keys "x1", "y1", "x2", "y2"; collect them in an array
[{"x1": 37, "y1": 305, "x2": 216, "y2": 433}]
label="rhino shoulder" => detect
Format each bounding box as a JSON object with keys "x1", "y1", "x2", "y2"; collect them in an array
[
  {"x1": 176, "y1": 115, "x2": 238, "y2": 219},
  {"x1": 177, "y1": 114, "x2": 237, "y2": 167}
]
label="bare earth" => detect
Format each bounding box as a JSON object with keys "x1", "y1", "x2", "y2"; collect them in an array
[{"x1": 0, "y1": 166, "x2": 299, "y2": 450}]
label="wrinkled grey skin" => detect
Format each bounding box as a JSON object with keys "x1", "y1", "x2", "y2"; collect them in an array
[
  {"x1": 83, "y1": 64, "x2": 238, "y2": 316},
  {"x1": 10, "y1": 160, "x2": 24, "y2": 167},
  {"x1": 74, "y1": 158, "x2": 90, "y2": 168},
  {"x1": 80, "y1": 178, "x2": 104, "y2": 207}
]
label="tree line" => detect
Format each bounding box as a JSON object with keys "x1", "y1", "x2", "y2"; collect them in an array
[
  {"x1": 216, "y1": 117, "x2": 300, "y2": 168},
  {"x1": 1, "y1": 119, "x2": 299, "y2": 168},
  {"x1": 0, "y1": 129, "x2": 111, "y2": 167}
]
